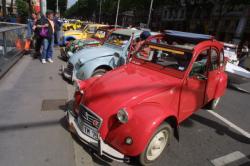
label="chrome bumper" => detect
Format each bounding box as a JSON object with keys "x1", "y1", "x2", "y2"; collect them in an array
[{"x1": 66, "y1": 110, "x2": 129, "y2": 162}]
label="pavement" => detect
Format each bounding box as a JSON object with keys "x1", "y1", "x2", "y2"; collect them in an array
[
  {"x1": 0, "y1": 48, "x2": 250, "y2": 166},
  {"x1": 0, "y1": 50, "x2": 75, "y2": 166}
]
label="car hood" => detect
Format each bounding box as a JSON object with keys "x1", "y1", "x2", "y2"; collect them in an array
[
  {"x1": 64, "y1": 30, "x2": 83, "y2": 36},
  {"x1": 68, "y1": 45, "x2": 121, "y2": 65},
  {"x1": 83, "y1": 63, "x2": 181, "y2": 121}
]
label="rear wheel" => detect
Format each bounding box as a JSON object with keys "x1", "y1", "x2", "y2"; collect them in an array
[
  {"x1": 139, "y1": 123, "x2": 172, "y2": 165},
  {"x1": 92, "y1": 69, "x2": 107, "y2": 77}
]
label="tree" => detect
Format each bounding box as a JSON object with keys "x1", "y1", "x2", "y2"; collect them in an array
[
  {"x1": 16, "y1": 0, "x2": 29, "y2": 22},
  {"x1": 47, "y1": 0, "x2": 67, "y2": 13},
  {"x1": 64, "y1": 0, "x2": 98, "y2": 20},
  {"x1": 2, "y1": 0, "x2": 6, "y2": 17}
]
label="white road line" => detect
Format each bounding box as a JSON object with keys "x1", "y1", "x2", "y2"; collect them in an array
[
  {"x1": 210, "y1": 151, "x2": 248, "y2": 166},
  {"x1": 206, "y1": 109, "x2": 250, "y2": 139}
]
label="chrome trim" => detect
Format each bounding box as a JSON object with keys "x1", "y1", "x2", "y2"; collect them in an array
[
  {"x1": 66, "y1": 110, "x2": 127, "y2": 162},
  {"x1": 79, "y1": 104, "x2": 103, "y2": 130}
]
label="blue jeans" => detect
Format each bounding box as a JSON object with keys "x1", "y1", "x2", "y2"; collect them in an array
[
  {"x1": 42, "y1": 37, "x2": 54, "y2": 60},
  {"x1": 54, "y1": 31, "x2": 60, "y2": 46}
]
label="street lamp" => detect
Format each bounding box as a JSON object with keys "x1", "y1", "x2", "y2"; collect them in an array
[
  {"x1": 56, "y1": 0, "x2": 59, "y2": 13},
  {"x1": 115, "y1": 0, "x2": 121, "y2": 28},
  {"x1": 99, "y1": 0, "x2": 102, "y2": 23},
  {"x1": 147, "y1": 0, "x2": 154, "y2": 28}
]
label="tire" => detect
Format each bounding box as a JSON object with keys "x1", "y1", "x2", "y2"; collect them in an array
[
  {"x1": 139, "y1": 123, "x2": 172, "y2": 166},
  {"x1": 92, "y1": 69, "x2": 107, "y2": 77},
  {"x1": 207, "y1": 97, "x2": 221, "y2": 110}
]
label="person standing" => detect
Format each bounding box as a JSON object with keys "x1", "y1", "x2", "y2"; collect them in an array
[
  {"x1": 32, "y1": 13, "x2": 44, "y2": 58},
  {"x1": 54, "y1": 12, "x2": 62, "y2": 46},
  {"x1": 26, "y1": 13, "x2": 37, "y2": 52},
  {"x1": 41, "y1": 10, "x2": 55, "y2": 64}
]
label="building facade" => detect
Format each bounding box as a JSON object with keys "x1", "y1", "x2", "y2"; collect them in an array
[{"x1": 151, "y1": 0, "x2": 250, "y2": 44}]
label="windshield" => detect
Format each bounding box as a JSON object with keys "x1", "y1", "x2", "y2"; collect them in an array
[
  {"x1": 104, "y1": 33, "x2": 130, "y2": 48},
  {"x1": 93, "y1": 30, "x2": 106, "y2": 39},
  {"x1": 136, "y1": 44, "x2": 192, "y2": 72}
]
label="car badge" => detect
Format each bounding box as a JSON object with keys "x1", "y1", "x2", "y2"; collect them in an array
[
  {"x1": 92, "y1": 120, "x2": 99, "y2": 127},
  {"x1": 85, "y1": 112, "x2": 88, "y2": 120}
]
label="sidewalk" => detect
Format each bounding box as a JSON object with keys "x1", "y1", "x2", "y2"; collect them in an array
[{"x1": 0, "y1": 50, "x2": 75, "y2": 166}]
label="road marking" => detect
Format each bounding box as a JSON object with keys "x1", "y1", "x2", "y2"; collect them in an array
[
  {"x1": 210, "y1": 151, "x2": 248, "y2": 166},
  {"x1": 206, "y1": 109, "x2": 250, "y2": 139}
]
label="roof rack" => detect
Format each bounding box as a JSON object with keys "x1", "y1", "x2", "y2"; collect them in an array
[{"x1": 164, "y1": 30, "x2": 213, "y2": 44}]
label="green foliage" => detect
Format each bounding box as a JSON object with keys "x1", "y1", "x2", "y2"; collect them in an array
[
  {"x1": 47, "y1": 0, "x2": 67, "y2": 13},
  {"x1": 64, "y1": 0, "x2": 97, "y2": 19},
  {"x1": 16, "y1": 0, "x2": 29, "y2": 19}
]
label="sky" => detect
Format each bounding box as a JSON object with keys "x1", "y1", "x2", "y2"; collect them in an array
[{"x1": 67, "y1": 0, "x2": 77, "y2": 9}]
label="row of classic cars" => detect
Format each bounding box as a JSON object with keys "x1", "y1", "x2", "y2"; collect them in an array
[
  {"x1": 63, "y1": 29, "x2": 228, "y2": 165},
  {"x1": 61, "y1": 23, "x2": 108, "y2": 46},
  {"x1": 62, "y1": 28, "x2": 157, "y2": 81}
]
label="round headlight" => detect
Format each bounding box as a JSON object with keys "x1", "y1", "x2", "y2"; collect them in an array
[
  {"x1": 73, "y1": 81, "x2": 84, "y2": 94},
  {"x1": 117, "y1": 108, "x2": 129, "y2": 123}
]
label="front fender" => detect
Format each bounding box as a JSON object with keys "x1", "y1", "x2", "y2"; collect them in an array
[
  {"x1": 76, "y1": 56, "x2": 114, "y2": 80},
  {"x1": 104, "y1": 103, "x2": 176, "y2": 156}
]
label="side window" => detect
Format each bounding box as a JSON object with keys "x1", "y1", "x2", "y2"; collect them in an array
[
  {"x1": 210, "y1": 49, "x2": 219, "y2": 70},
  {"x1": 88, "y1": 27, "x2": 96, "y2": 33},
  {"x1": 190, "y1": 50, "x2": 208, "y2": 77}
]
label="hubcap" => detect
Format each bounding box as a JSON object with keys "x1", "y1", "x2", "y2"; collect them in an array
[{"x1": 146, "y1": 129, "x2": 168, "y2": 161}]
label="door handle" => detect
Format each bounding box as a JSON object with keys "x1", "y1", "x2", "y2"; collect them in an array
[{"x1": 196, "y1": 74, "x2": 207, "y2": 80}]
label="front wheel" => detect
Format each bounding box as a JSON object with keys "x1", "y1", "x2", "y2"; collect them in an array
[
  {"x1": 139, "y1": 123, "x2": 172, "y2": 165},
  {"x1": 92, "y1": 69, "x2": 107, "y2": 77}
]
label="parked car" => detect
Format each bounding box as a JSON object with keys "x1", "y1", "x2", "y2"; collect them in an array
[
  {"x1": 223, "y1": 42, "x2": 239, "y2": 65},
  {"x1": 66, "y1": 30, "x2": 227, "y2": 165},
  {"x1": 62, "y1": 20, "x2": 85, "y2": 31},
  {"x1": 61, "y1": 23, "x2": 107, "y2": 46},
  {"x1": 62, "y1": 29, "x2": 144, "y2": 82},
  {"x1": 60, "y1": 26, "x2": 118, "y2": 60}
]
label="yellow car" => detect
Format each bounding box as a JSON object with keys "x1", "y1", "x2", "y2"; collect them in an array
[
  {"x1": 62, "y1": 20, "x2": 84, "y2": 31},
  {"x1": 61, "y1": 24, "x2": 108, "y2": 45}
]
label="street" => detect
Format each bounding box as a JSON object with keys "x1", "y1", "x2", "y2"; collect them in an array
[{"x1": 0, "y1": 50, "x2": 249, "y2": 166}]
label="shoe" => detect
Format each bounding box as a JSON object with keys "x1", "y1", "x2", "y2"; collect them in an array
[
  {"x1": 41, "y1": 59, "x2": 46, "y2": 64},
  {"x1": 47, "y1": 58, "x2": 53, "y2": 63}
]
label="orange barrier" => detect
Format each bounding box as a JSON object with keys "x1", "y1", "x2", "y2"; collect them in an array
[
  {"x1": 15, "y1": 39, "x2": 24, "y2": 50},
  {"x1": 24, "y1": 39, "x2": 31, "y2": 51}
]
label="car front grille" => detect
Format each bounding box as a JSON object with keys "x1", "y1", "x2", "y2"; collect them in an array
[
  {"x1": 66, "y1": 62, "x2": 74, "y2": 75},
  {"x1": 79, "y1": 105, "x2": 102, "y2": 130}
]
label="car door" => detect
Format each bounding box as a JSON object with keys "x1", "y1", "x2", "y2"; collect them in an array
[
  {"x1": 204, "y1": 47, "x2": 221, "y2": 103},
  {"x1": 179, "y1": 48, "x2": 209, "y2": 121}
]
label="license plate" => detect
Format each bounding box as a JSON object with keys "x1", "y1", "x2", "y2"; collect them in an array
[{"x1": 78, "y1": 118, "x2": 98, "y2": 140}]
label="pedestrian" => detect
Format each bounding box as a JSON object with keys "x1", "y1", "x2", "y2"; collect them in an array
[
  {"x1": 54, "y1": 12, "x2": 62, "y2": 46},
  {"x1": 40, "y1": 10, "x2": 55, "y2": 64},
  {"x1": 32, "y1": 13, "x2": 44, "y2": 58},
  {"x1": 25, "y1": 13, "x2": 37, "y2": 52}
]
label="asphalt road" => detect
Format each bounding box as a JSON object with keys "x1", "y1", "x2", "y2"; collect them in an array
[{"x1": 0, "y1": 51, "x2": 249, "y2": 166}]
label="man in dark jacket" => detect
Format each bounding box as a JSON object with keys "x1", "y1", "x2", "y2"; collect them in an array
[{"x1": 41, "y1": 10, "x2": 55, "y2": 64}]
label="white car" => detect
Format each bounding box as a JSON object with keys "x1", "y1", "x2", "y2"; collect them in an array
[{"x1": 223, "y1": 42, "x2": 239, "y2": 65}]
